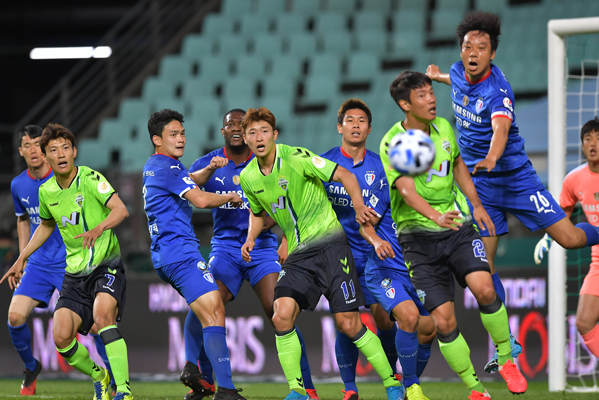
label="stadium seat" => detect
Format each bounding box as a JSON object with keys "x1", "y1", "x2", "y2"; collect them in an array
[
  {"x1": 390, "y1": 31, "x2": 424, "y2": 58},
  {"x1": 327, "y1": 0, "x2": 358, "y2": 13},
  {"x1": 260, "y1": 95, "x2": 295, "y2": 121},
  {"x1": 235, "y1": 55, "x2": 268, "y2": 79},
  {"x1": 98, "y1": 118, "x2": 133, "y2": 143},
  {"x1": 120, "y1": 137, "x2": 154, "y2": 173},
  {"x1": 221, "y1": 77, "x2": 258, "y2": 102},
  {"x1": 313, "y1": 13, "x2": 348, "y2": 33},
  {"x1": 429, "y1": 10, "x2": 464, "y2": 41},
  {"x1": 239, "y1": 14, "x2": 272, "y2": 36},
  {"x1": 255, "y1": 0, "x2": 287, "y2": 15},
  {"x1": 353, "y1": 11, "x2": 387, "y2": 32},
  {"x1": 251, "y1": 35, "x2": 284, "y2": 57},
  {"x1": 181, "y1": 35, "x2": 214, "y2": 60},
  {"x1": 321, "y1": 31, "x2": 353, "y2": 55},
  {"x1": 202, "y1": 14, "x2": 235, "y2": 37},
  {"x1": 181, "y1": 78, "x2": 216, "y2": 101},
  {"x1": 142, "y1": 77, "x2": 177, "y2": 100},
  {"x1": 355, "y1": 30, "x2": 388, "y2": 55},
  {"x1": 221, "y1": 0, "x2": 253, "y2": 15},
  {"x1": 436, "y1": 0, "x2": 469, "y2": 11},
  {"x1": 188, "y1": 98, "x2": 221, "y2": 120},
  {"x1": 291, "y1": 0, "x2": 322, "y2": 15},
  {"x1": 216, "y1": 35, "x2": 248, "y2": 57},
  {"x1": 153, "y1": 98, "x2": 187, "y2": 115},
  {"x1": 274, "y1": 14, "x2": 307, "y2": 34},
  {"x1": 310, "y1": 54, "x2": 343, "y2": 77},
  {"x1": 475, "y1": 0, "x2": 507, "y2": 14},
  {"x1": 398, "y1": 0, "x2": 428, "y2": 12},
  {"x1": 286, "y1": 33, "x2": 319, "y2": 57},
  {"x1": 262, "y1": 76, "x2": 297, "y2": 98},
  {"x1": 77, "y1": 138, "x2": 110, "y2": 170},
  {"x1": 363, "y1": 0, "x2": 393, "y2": 12},
  {"x1": 222, "y1": 96, "x2": 257, "y2": 116},
  {"x1": 346, "y1": 53, "x2": 379, "y2": 81},
  {"x1": 158, "y1": 56, "x2": 194, "y2": 83},
  {"x1": 119, "y1": 98, "x2": 151, "y2": 122},
  {"x1": 391, "y1": 10, "x2": 426, "y2": 32},
  {"x1": 269, "y1": 55, "x2": 304, "y2": 78},
  {"x1": 198, "y1": 57, "x2": 232, "y2": 80},
  {"x1": 303, "y1": 75, "x2": 340, "y2": 103}
]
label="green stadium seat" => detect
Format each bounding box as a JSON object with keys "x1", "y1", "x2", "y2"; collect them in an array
[
  {"x1": 222, "y1": 96, "x2": 257, "y2": 115},
  {"x1": 153, "y1": 98, "x2": 187, "y2": 115},
  {"x1": 429, "y1": 10, "x2": 464, "y2": 41},
  {"x1": 262, "y1": 76, "x2": 297, "y2": 98},
  {"x1": 221, "y1": 0, "x2": 253, "y2": 15},
  {"x1": 181, "y1": 78, "x2": 216, "y2": 101},
  {"x1": 251, "y1": 35, "x2": 284, "y2": 57},
  {"x1": 310, "y1": 54, "x2": 343, "y2": 76},
  {"x1": 353, "y1": 11, "x2": 386, "y2": 32},
  {"x1": 274, "y1": 14, "x2": 307, "y2": 34},
  {"x1": 119, "y1": 98, "x2": 151, "y2": 122},
  {"x1": 235, "y1": 55, "x2": 268, "y2": 79},
  {"x1": 142, "y1": 77, "x2": 177, "y2": 100},
  {"x1": 202, "y1": 14, "x2": 235, "y2": 37},
  {"x1": 303, "y1": 76, "x2": 340, "y2": 102},
  {"x1": 181, "y1": 35, "x2": 214, "y2": 60},
  {"x1": 314, "y1": 13, "x2": 348, "y2": 33},
  {"x1": 291, "y1": 0, "x2": 322, "y2": 15},
  {"x1": 475, "y1": 0, "x2": 507, "y2": 14},
  {"x1": 436, "y1": 0, "x2": 469, "y2": 11},
  {"x1": 346, "y1": 52, "x2": 379, "y2": 81},
  {"x1": 216, "y1": 35, "x2": 248, "y2": 56},
  {"x1": 286, "y1": 33, "x2": 319, "y2": 57},
  {"x1": 188, "y1": 98, "x2": 221, "y2": 120},
  {"x1": 159, "y1": 56, "x2": 194, "y2": 83},
  {"x1": 355, "y1": 30, "x2": 388, "y2": 55},
  {"x1": 390, "y1": 31, "x2": 424, "y2": 58},
  {"x1": 198, "y1": 57, "x2": 232, "y2": 80},
  {"x1": 363, "y1": 0, "x2": 393, "y2": 12},
  {"x1": 391, "y1": 10, "x2": 426, "y2": 32},
  {"x1": 222, "y1": 77, "x2": 257, "y2": 101},
  {"x1": 327, "y1": 0, "x2": 358, "y2": 13},
  {"x1": 321, "y1": 31, "x2": 353, "y2": 55},
  {"x1": 269, "y1": 55, "x2": 303, "y2": 78},
  {"x1": 120, "y1": 137, "x2": 154, "y2": 173},
  {"x1": 256, "y1": 0, "x2": 286, "y2": 15},
  {"x1": 239, "y1": 14, "x2": 272, "y2": 36},
  {"x1": 398, "y1": 0, "x2": 428, "y2": 12},
  {"x1": 261, "y1": 95, "x2": 295, "y2": 121},
  {"x1": 99, "y1": 118, "x2": 133, "y2": 142},
  {"x1": 77, "y1": 138, "x2": 110, "y2": 171}
]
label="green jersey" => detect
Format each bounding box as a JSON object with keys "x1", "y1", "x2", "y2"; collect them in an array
[
  {"x1": 39, "y1": 166, "x2": 121, "y2": 277},
  {"x1": 240, "y1": 144, "x2": 344, "y2": 254},
  {"x1": 380, "y1": 117, "x2": 471, "y2": 234}
]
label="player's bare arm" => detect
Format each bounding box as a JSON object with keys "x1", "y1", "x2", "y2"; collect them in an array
[
  {"x1": 189, "y1": 156, "x2": 229, "y2": 187},
  {"x1": 262, "y1": 215, "x2": 277, "y2": 231},
  {"x1": 426, "y1": 64, "x2": 451, "y2": 85},
  {"x1": 359, "y1": 216, "x2": 395, "y2": 261},
  {"x1": 332, "y1": 165, "x2": 377, "y2": 223},
  {"x1": 473, "y1": 116, "x2": 510, "y2": 174},
  {"x1": 395, "y1": 175, "x2": 463, "y2": 231},
  {"x1": 74, "y1": 194, "x2": 129, "y2": 249},
  {"x1": 184, "y1": 187, "x2": 242, "y2": 209},
  {"x1": 241, "y1": 210, "x2": 266, "y2": 262},
  {"x1": 1, "y1": 218, "x2": 56, "y2": 289},
  {"x1": 453, "y1": 155, "x2": 496, "y2": 236},
  {"x1": 278, "y1": 234, "x2": 288, "y2": 264},
  {"x1": 16, "y1": 215, "x2": 31, "y2": 253}
]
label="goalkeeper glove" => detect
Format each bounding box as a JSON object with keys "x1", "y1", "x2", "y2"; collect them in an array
[{"x1": 534, "y1": 233, "x2": 553, "y2": 265}]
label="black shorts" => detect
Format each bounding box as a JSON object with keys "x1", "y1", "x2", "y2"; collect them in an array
[
  {"x1": 55, "y1": 260, "x2": 127, "y2": 335},
  {"x1": 399, "y1": 223, "x2": 490, "y2": 313},
  {"x1": 275, "y1": 231, "x2": 364, "y2": 313}
]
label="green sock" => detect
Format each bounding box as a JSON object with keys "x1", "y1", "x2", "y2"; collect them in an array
[
  {"x1": 57, "y1": 339, "x2": 104, "y2": 381},
  {"x1": 353, "y1": 327, "x2": 398, "y2": 388},
  {"x1": 480, "y1": 303, "x2": 512, "y2": 366},
  {"x1": 438, "y1": 332, "x2": 485, "y2": 394},
  {"x1": 99, "y1": 326, "x2": 131, "y2": 394},
  {"x1": 275, "y1": 328, "x2": 306, "y2": 395}
]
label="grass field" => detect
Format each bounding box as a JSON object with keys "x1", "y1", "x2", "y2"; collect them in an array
[{"x1": 0, "y1": 380, "x2": 597, "y2": 400}]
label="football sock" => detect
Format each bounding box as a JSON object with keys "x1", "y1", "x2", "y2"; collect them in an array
[
  {"x1": 335, "y1": 329, "x2": 359, "y2": 393},
  {"x1": 295, "y1": 326, "x2": 315, "y2": 390},
  {"x1": 91, "y1": 333, "x2": 114, "y2": 386},
  {"x1": 7, "y1": 321, "x2": 37, "y2": 371},
  {"x1": 203, "y1": 326, "x2": 234, "y2": 390},
  {"x1": 352, "y1": 325, "x2": 398, "y2": 388},
  {"x1": 99, "y1": 326, "x2": 131, "y2": 394},
  {"x1": 199, "y1": 338, "x2": 213, "y2": 385},
  {"x1": 416, "y1": 342, "x2": 432, "y2": 377},
  {"x1": 491, "y1": 272, "x2": 507, "y2": 304},
  {"x1": 437, "y1": 328, "x2": 485, "y2": 394},
  {"x1": 378, "y1": 325, "x2": 398, "y2": 374},
  {"x1": 396, "y1": 328, "x2": 419, "y2": 387},
  {"x1": 184, "y1": 310, "x2": 213, "y2": 383},
  {"x1": 275, "y1": 328, "x2": 306, "y2": 396},
  {"x1": 582, "y1": 325, "x2": 599, "y2": 358},
  {"x1": 479, "y1": 297, "x2": 512, "y2": 366},
  {"x1": 576, "y1": 222, "x2": 599, "y2": 247},
  {"x1": 57, "y1": 338, "x2": 104, "y2": 381}
]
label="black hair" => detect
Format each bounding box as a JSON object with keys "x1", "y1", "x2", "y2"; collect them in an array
[
  {"x1": 337, "y1": 98, "x2": 372, "y2": 125},
  {"x1": 148, "y1": 109, "x2": 184, "y2": 147},
  {"x1": 40, "y1": 124, "x2": 76, "y2": 155},
  {"x1": 18, "y1": 125, "x2": 43, "y2": 147},
  {"x1": 223, "y1": 108, "x2": 246, "y2": 127},
  {"x1": 456, "y1": 11, "x2": 501, "y2": 52},
  {"x1": 581, "y1": 116, "x2": 599, "y2": 141},
  {"x1": 389, "y1": 71, "x2": 432, "y2": 113}
]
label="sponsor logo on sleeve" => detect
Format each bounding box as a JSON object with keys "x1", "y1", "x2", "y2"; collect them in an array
[
  {"x1": 312, "y1": 156, "x2": 326, "y2": 169},
  {"x1": 97, "y1": 181, "x2": 111, "y2": 194},
  {"x1": 503, "y1": 97, "x2": 513, "y2": 112}
]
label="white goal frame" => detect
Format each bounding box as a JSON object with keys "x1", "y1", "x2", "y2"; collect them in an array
[{"x1": 547, "y1": 16, "x2": 599, "y2": 392}]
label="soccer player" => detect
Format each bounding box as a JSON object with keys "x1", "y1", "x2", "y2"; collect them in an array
[
  {"x1": 239, "y1": 107, "x2": 405, "y2": 400},
  {"x1": 380, "y1": 71, "x2": 527, "y2": 399},
  {"x1": 426, "y1": 11, "x2": 599, "y2": 372},
  {"x1": 318, "y1": 99, "x2": 434, "y2": 400},
  {"x1": 142, "y1": 109, "x2": 246, "y2": 400},
  {"x1": 534, "y1": 117, "x2": 599, "y2": 357},
  {"x1": 2, "y1": 124, "x2": 132, "y2": 400}
]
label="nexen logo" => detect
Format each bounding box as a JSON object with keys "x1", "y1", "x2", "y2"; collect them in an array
[{"x1": 61, "y1": 212, "x2": 80, "y2": 227}]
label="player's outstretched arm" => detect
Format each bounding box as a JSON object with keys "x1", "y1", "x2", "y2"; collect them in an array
[
  {"x1": 453, "y1": 155, "x2": 495, "y2": 236},
  {"x1": 426, "y1": 64, "x2": 451, "y2": 86},
  {"x1": 473, "y1": 117, "x2": 510, "y2": 174},
  {"x1": 242, "y1": 210, "x2": 266, "y2": 262},
  {"x1": 1, "y1": 218, "x2": 56, "y2": 289},
  {"x1": 75, "y1": 194, "x2": 129, "y2": 249},
  {"x1": 16, "y1": 215, "x2": 31, "y2": 253},
  {"x1": 395, "y1": 176, "x2": 462, "y2": 230},
  {"x1": 333, "y1": 166, "x2": 377, "y2": 224},
  {"x1": 184, "y1": 187, "x2": 242, "y2": 209},
  {"x1": 189, "y1": 156, "x2": 229, "y2": 187},
  {"x1": 359, "y1": 217, "x2": 395, "y2": 261}
]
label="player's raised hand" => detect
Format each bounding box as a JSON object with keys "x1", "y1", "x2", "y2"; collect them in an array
[
  {"x1": 534, "y1": 233, "x2": 553, "y2": 265},
  {"x1": 208, "y1": 156, "x2": 228, "y2": 170},
  {"x1": 426, "y1": 65, "x2": 451, "y2": 85},
  {"x1": 74, "y1": 225, "x2": 104, "y2": 249},
  {"x1": 1, "y1": 259, "x2": 26, "y2": 290},
  {"x1": 373, "y1": 239, "x2": 395, "y2": 260},
  {"x1": 473, "y1": 158, "x2": 497, "y2": 174},
  {"x1": 435, "y1": 210, "x2": 463, "y2": 231},
  {"x1": 241, "y1": 239, "x2": 255, "y2": 262},
  {"x1": 472, "y1": 205, "x2": 496, "y2": 236},
  {"x1": 354, "y1": 204, "x2": 378, "y2": 224}
]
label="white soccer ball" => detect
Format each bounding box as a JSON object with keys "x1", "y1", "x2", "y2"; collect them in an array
[{"x1": 387, "y1": 129, "x2": 436, "y2": 176}]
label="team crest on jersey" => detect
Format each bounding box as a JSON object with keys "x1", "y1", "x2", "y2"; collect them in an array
[
  {"x1": 365, "y1": 172, "x2": 375, "y2": 186},
  {"x1": 97, "y1": 181, "x2": 111, "y2": 194},
  {"x1": 595, "y1": 192, "x2": 599, "y2": 202},
  {"x1": 381, "y1": 278, "x2": 391, "y2": 288},
  {"x1": 75, "y1": 193, "x2": 84, "y2": 208},
  {"x1": 462, "y1": 95, "x2": 469, "y2": 107},
  {"x1": 503, "y1": 97, "x2": 513, "y2": 112},
  {"x1": 197, "y1": 261, "x2": 208, "y2": 271},
  {"x1": 278, "y1": 177, "x2": 289, "y2": 191},
  {"x1": 475, "y1": 98, "x2": 484, "y2": 114},
  {"x1": 233, "y1": 175, "x2": 241, "y2": 185},
  {"x1": 417, "y1": 289, "x2": 426, "y2": 305},
  {"x1": 203, "y1": 272, "x2": 214, "y2": 283},
  {"x1": 442, "y1": 140, "x2": 451, "y2": 154},
  {"x1": 386, "y1": 288, "x2": 395, "y2": 299},
  {"x1": 277, "y1": 270, "x2": 286, "y2": 282}
]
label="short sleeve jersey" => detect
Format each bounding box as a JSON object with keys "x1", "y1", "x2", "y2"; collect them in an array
[
  {"x1": 450, "y1": 62, "x2": 528, "y2": 172},
  {"x1": 38, "y1": 166, "x2": 121, "y2": 277},
  {"x1": 143, "y1": 153, "x2": 201, "y2": 268},
  {"x1": 320, "y1": 147, "x2": 385, "y2": 261},
  {"x1": 380, "y1": 118, "x2": 470, "y2": 234},
  {"x1": 189, "y1": 148, "x2": 277, "y2": 250},
  {"x1": 11, "y1": 169, "x2": 66, "y2": 269},
  {"x1": 240, "y1": 144, "x2": 342, "y2": 254},
  {"x1": 561, "y1": 163, "x2": 599, "y2": 266}
]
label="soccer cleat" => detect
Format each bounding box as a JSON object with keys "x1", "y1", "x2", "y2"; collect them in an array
[
  {"x1": 386, "y1": 382, "x2": 406, "y2": 400},
  {"x1": 283, "y1": 390, "x2": 309, "y2": 400},
  {"x1": 112, "y1": 392, "x2": 134, "y2": 400},
  {"x1": 93, "y1": 368, "x2": 110, "y2": 400},
  {"x1": 111, "y1": 383, "x2": 117, "y2": 396},
  {"x1": 184, "y1": 389, "x2": 212, "y2": 400},
  {"x1": 405, "y1": 383, "x2": 428, "y2": 400},
  {"x1": 341, "y1": 389, "x2": 359, "y2": 400},
  {"x1": 306, "y1": 388, "x2": 320, "y2": 399},
  {"x1": 213, "y1": 387, "x2": 247, "y2": 400},
  {"x1": 180, "y1": 361, "x2": 215, "y2": 397},
  {"x1": 20, "y1": 359, "x2": 42, "y2": 396},
  {"x1": 498, "y1": 359, "x2": 527, "y2": 394},
  {"x1": 484, "y1": 334, "x2": 522, "y2": 374},
  {"x1": 468, "y1": 390, "x2": 491, "y2": 399}
]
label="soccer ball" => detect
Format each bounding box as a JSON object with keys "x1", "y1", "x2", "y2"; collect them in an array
[{"x1": 387, "y1": 129, "x2": 436, "y2": 176}]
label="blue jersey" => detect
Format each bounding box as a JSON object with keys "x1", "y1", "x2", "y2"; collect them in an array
[
  {"x1": 320, "y1": 147, "x2": 384, "y2": 261},
  {"x1": 450, "y1": 62, "x2": 529, "y2": 172},
  {"x1": 189, "y1": 148, "x2": 277, "y2": 250},
  {"x1": 143, "y1": 153, "x2": 201, "y2": 268},
  {"x1": 11, "y1": 169, "x2": 66, "y2": 269}
]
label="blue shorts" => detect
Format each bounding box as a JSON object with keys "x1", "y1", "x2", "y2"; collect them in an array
[
  {"x1": 365, "y1": 257, "x2": 428, "y2": 320},
  {"x1": 14, "y1": 263, "x2": 65, "y2": 308},
  {"x1": 209, "y1": 247, "x2": 281, "y2": 299},
  {"x1": 355, "y1": 256, "x2": 377, "y2": 307},
  {"x1": 156, "y1": 255, "x2": 218, "y2": 304},
  {"x1": 469, "y1": 161, "x2": 566, "y2": 236}
]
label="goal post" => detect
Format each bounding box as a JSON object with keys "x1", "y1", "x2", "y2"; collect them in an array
[{"x1": 547, "y1": 16, "x2": 599, "y2": 392}]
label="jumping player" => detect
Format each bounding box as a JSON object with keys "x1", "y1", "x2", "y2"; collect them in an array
[
  {"x1": 426, "y1": 11, "x2": 599, "y2": 372},
  {"x1": 381, "y1": 71, "x2": 527, "y2": 399}
]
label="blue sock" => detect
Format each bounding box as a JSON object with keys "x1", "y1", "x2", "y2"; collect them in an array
[
  {"x1": 396, "y1": 328, "x2": 419, "y2": 388},
  {"x1": 8, "y1": 321, "x2": 37, "y2": 371},
  {"x1": 377, "y1": 325, "x2": 398, "y2": 374},
  {"x1": 91, "y1": 333, "x2": 114, "y2": 387},
  {"x1": 199, "y1": 335, "x2": 213, "y2": 385},
  {"x1": 335, "y1": 329, "x2": 359, "y2": 393},
  {"x1": 202, "y1": 326, "x2": 234, "y2": 390},
  {"x1": 491, "y1": 272, "x2": 506, "y2": 304},
  {"x1": 184, "y1": 310, "x2": 213, "y2": 384},
  {"x1": 295, "y1": 326, "x2": 315, "y2": 390},
  {"x1": 416, "y1": 343, "x2": 431, "y2": 377},
  {"x1": 576, "y1": 222, "x2": 599, "y2": 247}
]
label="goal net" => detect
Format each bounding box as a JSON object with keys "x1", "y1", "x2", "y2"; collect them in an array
[{"x1": 548, "y1": 17, "x2": 599, "y2": 392}]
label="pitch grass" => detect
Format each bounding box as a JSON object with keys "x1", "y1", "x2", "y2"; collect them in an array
[{"x1": 0, "y1": 380, "x2": 596, "y2": 399}]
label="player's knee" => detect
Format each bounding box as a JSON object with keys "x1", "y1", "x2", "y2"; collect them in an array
[
  {"x1": 52, "y1": 327, "x2": 74, "y2": 350},
  {"x1": 336, "y1": 317, "x2": 362, "y2": 338},
  {"x1": 8, "y1": 312, "x2": 26, "y2": 327},
  {"x1": 272, "y1": 311, "x2": 294, "y2": 331},
  {"x1": 434, "y1": 316, "x2": 457, "y2": 336},
  {"x1": 94, "y1": 314, "x2": 116, "y2": 330},
  {"x1": 397, "y1": 311, "x2": 419, "y2": 333},
  {"x1": 474, "y1": 284, "x2": 496, "y2": 305}
]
